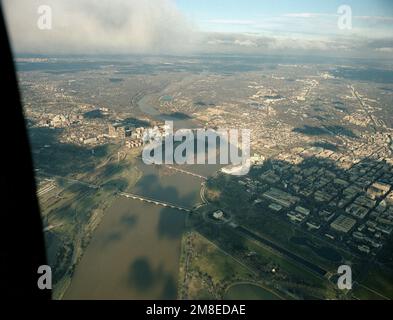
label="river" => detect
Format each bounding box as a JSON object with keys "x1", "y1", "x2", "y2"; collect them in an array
[{"x1": 64, "y1": 93, "x2": 217, "y2": 299}]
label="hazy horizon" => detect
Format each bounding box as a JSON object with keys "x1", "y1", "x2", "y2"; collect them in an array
[{"x1": 2, "y1": 0, "x2": 393, "y2": 60}]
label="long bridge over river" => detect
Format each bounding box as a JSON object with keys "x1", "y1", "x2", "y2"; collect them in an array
[
  {"x1": 42, "y1": 174, "x2": 196, "y2": 213},
  {"x1": 137, "y1": 156, "x2": 207, "y2": 180},
  {"x1": 118, "y1": 192, "x2": 192, "y2": 212}
]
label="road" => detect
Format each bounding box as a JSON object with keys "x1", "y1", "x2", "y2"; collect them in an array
[
  {"x1": 41, "y1": 173, "x2": 101, "y2": 189},
  {"x1": 350, "y1": 85, "x2": 379, "y2": 131}
]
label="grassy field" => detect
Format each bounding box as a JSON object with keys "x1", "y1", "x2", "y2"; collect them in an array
[
  {"x1": 225, "y1": 283, "x2": 282, "y2": 300},
  {"x1": 357, "y1": 266, "x2": 393, "y2": 300},
  {"x1": 178, "y1": 231, "x2": 255, "y2": 299},
  {"x1": 240, "y1": 234, "x2": 340, "y2": 299},
  {"x1": 187, "y1": 212, "x2": 343, "y2": 300},
  {"x1": 352, "y1": 283, "x2": 389, "y2": 300}
]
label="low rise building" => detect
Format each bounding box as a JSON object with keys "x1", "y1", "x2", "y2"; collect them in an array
[{"x1": 331, "y1": 215, "x2": 356, "y2": 233}]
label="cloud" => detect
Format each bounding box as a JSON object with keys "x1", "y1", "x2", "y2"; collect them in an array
[
  {"x1": 200, "y1": 31, "x2": 393, "y2": 59},
  {"x1": 2, "y1": 0, "x2": 198, "y2": 54},
  {"x1": 2, "y1": 0, "x2": 393, "y2": 59},
  {"x1": 204, "y1": 19, "x2": 256, "y2": 26},
  {"x1": 282, "y1": 13, "x2": 330, "y2": 18},
  {"x1": 203, "y1": 32, "x2": 330, "y2": 53},
  {"x1": 375, "y1": 47, "x2": 393, "y2": 53},
  {"x1": 234, "y1": 39, "x2": 258, "y2": 47},
  {"x1": 283, "y1": 12, "x2": 393, "y2": 22},
  {"x1": 356, "y1": 15, "x2": 393, "y2": 22}
]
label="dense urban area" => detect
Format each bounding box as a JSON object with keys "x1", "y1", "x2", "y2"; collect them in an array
[{"x1": 17, "y1": 55, "x2": 393, "y2": 300}]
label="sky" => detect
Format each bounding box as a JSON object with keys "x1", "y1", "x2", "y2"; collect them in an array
[
  {"x1": 2, "y1": 0, "x2": 393, "y2": 58},
  {"x1": 176, "y1": 0, "x2": 393, "y2": 35},
  {"x1": 176, "y1": 0, "x2": 393, "y2": 25}
]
